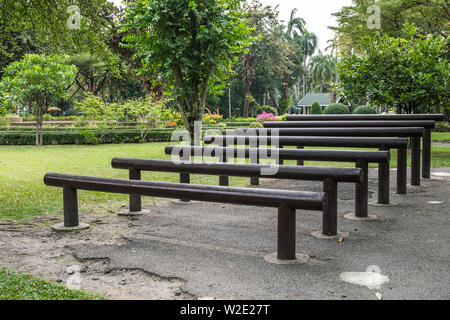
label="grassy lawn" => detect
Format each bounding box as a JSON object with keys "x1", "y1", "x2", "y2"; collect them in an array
[
  {"x1": 0, "y1": 267, "x2": 103, "y2": 300},
  {"x1": 1, "y1": 142, "x2": 449, "y2": 221},
  {"x1": 432, "y1": 132, "x2": 450, "y2": 142},
  {"x1": 0, "y1": 143, "x2": 249, "y2": 221}
]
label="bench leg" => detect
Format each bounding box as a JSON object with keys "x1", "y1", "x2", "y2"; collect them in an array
[
  {"x1": 297, "y1": 146, "x2": 304, "y2": 166},
  {"x1": 179, "y1": 151, "x2": 191, "y2": 202},
  {"x1": 219, "y1": 156, "x2": 229, "y2": 186},
  {"x1": 411, "y1": 137, "x2": 421, "y2": 186},
  {"x1": 355, "y1": 160, "x2": 368, "y2": 217},
  {"x1": 129, "y1": 168, "x2": 142, "y2": 212},
  {"x1": 63, "y1": 186, "x2": 79, "y2": 228},
  {"x1": 322, "y1": 179, "x2": 337, "y2": 236},
  {"x1": 422, "y1": 128, "x2": 431, "y2": 179},
  {"x1": 277, "y1": 204, "x2": 296, "y2": 260},
  {"x1": 276, "y1": 145, "x2": 284, "y2": 165},
  {"x1": 397, "y1": 148, "x2": 407, "y2": 194},
  {"x1": 378, "y1": 147, "x2": 390, "y2": 204},
  {"x1": 250, "y1": 142, "x2": 259, "y2": 185},
  {"x1": 179, "y1": 172, "x2": 191, "y2": 202},
  {"x1": 51, "y1": 186, "x2": 89, "y2": 231}
]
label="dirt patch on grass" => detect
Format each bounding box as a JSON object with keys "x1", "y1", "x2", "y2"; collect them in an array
[{"x1": 0, "y1": 199, "x2": 194, "y2": 300}]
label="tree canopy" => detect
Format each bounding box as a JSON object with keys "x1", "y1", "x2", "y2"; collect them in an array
[
  {"x1": 121, "y1": 0, "x2": 252, "y2": 137},
  {"x1": 0, "y1": 54, "x2": 77, "y2": 145},
  {"x1": 336, "y1": 24, "x2": 449, "y2": 113}
]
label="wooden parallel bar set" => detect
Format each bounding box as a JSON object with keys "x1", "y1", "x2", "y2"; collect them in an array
[{"x1": 44, "y1": 113, "x2": 445, "y2": 262}]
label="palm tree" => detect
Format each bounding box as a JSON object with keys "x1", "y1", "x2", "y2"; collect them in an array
[
  {"x1": 282, "y1": 9, "x2": 307, "y2": 113},
  {"x1": 299, "y1": 31, "x2": 318, "y2": 96},
  {"x1": 308, "y1": 52, "x2": 335, "y2": 93},
  {"x1": 285, "y1": 9, "x2": 306, "y2": 41},
  {"x1": 326, "y1": 37, "x2": 339, "y2": 83}
]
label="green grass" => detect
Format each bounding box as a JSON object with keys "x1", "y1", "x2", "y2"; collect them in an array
[
  {"x1": 0, "y1": 267, "x2": 103, "y2": 300},
  {"x1": 432, "y1": 132, "x2": 450, "y2": 142},
  {"x1": 0, "y1": 142, "x2": 449, "y2": 221},
  {"x1": 0, "y1": 143, "x2": 248, "y2": 221}
]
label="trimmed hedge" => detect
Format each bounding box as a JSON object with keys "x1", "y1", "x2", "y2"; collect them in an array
[
  {"x1": 0, "y1": 129, "x2": 174, "y2": 145},
  {"x1": 0, "y1": 128, "x2": 232, "y2": 145},
  {"x1": 353, "y1": 105, "x2": 377, "y2": 114},
  {"x1": 323, "y1": 103, "x2": 350, "y2": 114},
  {"x1": 310, "y1": 101, "x2": 322, "y2": 114}
]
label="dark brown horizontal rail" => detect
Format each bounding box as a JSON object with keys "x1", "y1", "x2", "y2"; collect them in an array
[
  {"x1": 164, "y1": 146, "x2": 390, "y2": 164},
  {"x1": 204, "y1": 135, "x2": 408, "y2": 149},
  {"x1": 44, "y1": 172, "x2": 326, "y2": 260},
  {"x1": 263, "y1": 120, "x2": 435, "y2": 128},
  {"x1": 234, "y1": 127, "x2": 424, "y2": 137},
  {"x1": 111, "y1": 158, "x2": 363, "y2": 183},
  {"x1": 286, "y1": 114, "x2": 445, "y2": 121}
]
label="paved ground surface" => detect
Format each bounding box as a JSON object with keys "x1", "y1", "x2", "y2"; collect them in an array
[{"x1": 66, "y1": 167, "x2": 450, "y2": 300}]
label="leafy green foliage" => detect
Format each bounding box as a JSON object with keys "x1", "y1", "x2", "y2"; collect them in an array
[
  {"x1": 0, "y1": 129, "x2": 175, "y2": 145},
  {"x1": 74, "y1": 93, "x2": 106, "y2": 119},
  {"x1": 0, "y1": 0, "x2": 120, "y2": 71},
  {"x1": 310, "y1": 100, "x2": 322, "y2": 114},
  {"x1": 122, "y1": 0, "x2": 251, "y2": 137},
  {"x1": 323, "y1": 103, "x2": 350, "y2": 114},
  {"x1": 332, "y1": 0, "x2": 450, "y2": 54},
  {"x1": 337, "y1": 24, "x2": 449, "y2": 113},
  {"x1": 0, "y1": 54, "x2": 77, "y2": 145},
  {"x1": 353, "y1": 105, "x2": 377, "y2": 114}
]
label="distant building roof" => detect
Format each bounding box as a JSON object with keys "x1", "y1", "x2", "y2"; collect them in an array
[{"x1": 298, "y1": 93, "x2": 332, "y2": 106}]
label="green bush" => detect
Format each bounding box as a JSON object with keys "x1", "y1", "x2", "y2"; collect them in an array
[
  {"x1": 0, "y1": 128, "x2": 232, "y2": 145},
  {"x1": 42, "y1": 114, "x2": 54, "y2": 121},
  {"x1": 0, "y1": 129, "x2": 176, "y2": 145},
  {"x1": 310, "y1": 101, "x2": 322, "y2": 114},
  {"x1": 249, "y1": 122, "x2": 263, "y2": 128},
  {"x1": 230, "y1": 117, "x2": 257, "y2": 122},
  {"x1": 64, "y1": 108, "x2": 77, "y2": 116},
  {"x1": 323, "y1": 103, "x2": 350, "y2": 114},
  {"x1": 353, "y1": 105, "x2": 377, "y2": 114}
]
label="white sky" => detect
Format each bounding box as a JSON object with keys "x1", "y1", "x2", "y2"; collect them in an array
[
  {"x1": 259, "y1": 0, "x2": 354, "y2": 52},
  {"x1": 112, "y1": 0, "x2": 354, "y2": 53}
]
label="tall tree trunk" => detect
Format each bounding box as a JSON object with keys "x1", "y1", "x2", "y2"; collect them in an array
[
  {"x1": 35, "y1": 119, "x2": 39, "y2": 146},
  {"x1": 303, "y1": 59, "x2": 307, "y2": 96}
]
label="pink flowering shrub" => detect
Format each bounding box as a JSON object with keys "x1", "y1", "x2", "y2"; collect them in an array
[{"x1": 256, "y1": 111, "x2": 278, "y2": 122}]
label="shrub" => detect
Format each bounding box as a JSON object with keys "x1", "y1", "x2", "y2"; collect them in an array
[
  {"x1": 203, "y1": 108, "x2": 223, "y2": 125},
  {"x1": 0, "y1": 129, "x2": 176, "y2": 145},
  {"x1": 310, "y1": 101, "x2": 322, "y2": 114},
  {"x1": 256, "y1": 105, "x2": 277, "y2": 115},
  {"x1": 64, "y1": 108, "x2": 77, "y2": 116},
  {"x1": 230, "y1": 117, "x2": 257, "y2": 122},
  {"x1": 80, "y1": 128, "x2": 99, "y2": 145},
  {"x1": 249, "y1": 122, "x2": 263, "y2": 128},
  {"x1": 42, "y1": 114, "x2": 54, "y2": 121},
  {"x1": 73, "y1": 93, "x2": 106, "y2": 119},
  {"x1": 256, "y1": 111, "x2": 278, "y2": 122},
  {"x1": 353, "y1": 105, "x2": 377, "y2": 114},
  {"x1": 323, "y1": 103, "x2": 350, "y2": 114}
]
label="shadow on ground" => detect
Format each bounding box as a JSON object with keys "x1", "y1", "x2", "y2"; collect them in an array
[{"x1": 69, "y1": 167, "x2": 450, "y2": 300}]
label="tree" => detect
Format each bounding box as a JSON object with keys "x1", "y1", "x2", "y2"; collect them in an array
[
  {"x1": 331, "y1": 0, "x2": 450, "y2": 54},
  {"x1": 0, "y1": 54, "x2": 77, "y2": 145},
  {"x1": 336, "y1": 24, "x2": 449, "y2": 113},
  {"x1": 308, "y1": 52, "x2": 336, "y2": 93},
  {"x1": 298, "y1": 31, "x2": 318, "y2": 96},
  {"x1": 121, "y1": 0, "x2": 251, "y2": 141},
  {"x1": 0, "y1": 0, "x2": 120, "y2": 67}
]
